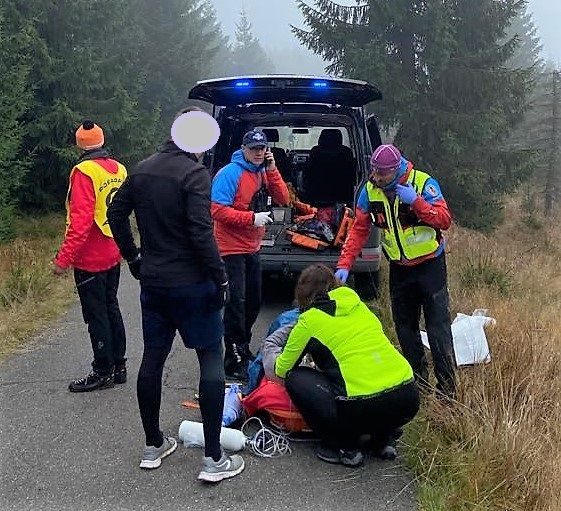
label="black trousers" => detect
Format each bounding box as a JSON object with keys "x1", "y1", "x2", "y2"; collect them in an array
[
  {"x1": 286, "y1": 367, "x2": 420, "y2": 450},
  {"x1": 74, "y1": 265, "x2": 126, "y2": 376},
  {"x1": 137, "y1": 283, "x2": 225, "y2": 460},
  {"x1": 223, "y1": 253, "x2": 262, "y2": 363},
  {"x1": 389, "y1": 254, "x2": 456, "y2": 396}
]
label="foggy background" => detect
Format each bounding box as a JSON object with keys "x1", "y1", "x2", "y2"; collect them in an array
[
  {"x1": 210, "y1": 0, "x2": 561, "y2": 67},
  {"x1": 2, "y1": 0, "x2": 559, "y2": 237}
]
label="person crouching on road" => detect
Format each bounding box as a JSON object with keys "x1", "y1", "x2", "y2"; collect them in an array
[
  {"x1": 211, "y1": 129, "x2": 290, "y2": 381},
  {"x1": 335, "y1": 144, "x2": 456, "y2": 398},
  {"x1": 274, "y1": 264, "x2": 420, "y2": 466},
  {"x1": 107, "y1": 107, "x2": 244, "y2": 482},
  {"x1": 53, "y1": 120, "x2": 127, "y2": 393}
]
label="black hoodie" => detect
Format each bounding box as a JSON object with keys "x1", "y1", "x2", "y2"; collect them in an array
[{"x1": 107, "y1": 140, "x2": 227, "y2": 288}]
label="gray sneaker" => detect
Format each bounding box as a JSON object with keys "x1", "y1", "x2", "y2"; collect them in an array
[
  {"x1": 197, "y1": 453, "x2": 245, "y2": 483},
  {"x1": 139, "y1": 436, "x2": 178, "y2": 469}
]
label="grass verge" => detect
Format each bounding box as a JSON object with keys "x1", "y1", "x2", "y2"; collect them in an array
[
  {"x1": 390, "y1": 198, "x2": 561, "y2": 511},
  {"x1": 0, "y1": 214, "x2": 75, "y2": 358}
]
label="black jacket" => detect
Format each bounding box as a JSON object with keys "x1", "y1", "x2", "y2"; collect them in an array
[{"x1": 107, "y1": 141, "x2": 227, "y2": 288}]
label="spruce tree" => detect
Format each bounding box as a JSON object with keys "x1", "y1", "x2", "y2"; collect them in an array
[
  {"x1": 228, "y1": 9, "x2": 275, "y2": 76},
  {"x1": 295, "y1": 0, "x2": 532, "y2": 230},
  {"x1": 9, "y1": 0, "x2": 224, "y2": 211},
  {"x1": 10, "y1": 0, "x2": 147, "y2": 210},
  {"x1": 129, "y1": 0, "x2": 225, "y2": 136},
  {"x1": 0, "y1": 4, "x2": 35, "y2": 240},
  {"x1": 537, "y1": 68, "x2": 561, "y2": 214}
]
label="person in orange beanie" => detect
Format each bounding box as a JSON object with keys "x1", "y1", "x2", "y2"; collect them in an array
[{"x1": 54, "y1": 120, "x2": 128, "y2": 392}]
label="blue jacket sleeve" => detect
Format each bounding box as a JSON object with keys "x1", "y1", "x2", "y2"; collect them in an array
[
  {"x1": 211, "y1": 164, "x2": 243, "y2": 206},
  {"x1": 356, "y1": 185, "x2": 371, "y2": 214},
  {"x1": 420, "y1": 177, "x2": 444, "y2": 205}
]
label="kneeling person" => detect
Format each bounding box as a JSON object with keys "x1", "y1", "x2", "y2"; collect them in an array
[{"x1": 275, "y1": 265, "x2": 420, "y2": 466}]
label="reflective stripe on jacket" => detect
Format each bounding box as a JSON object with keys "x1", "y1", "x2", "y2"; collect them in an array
[{"x1": 366, "y1": 169, "x2": 439, "y2": 261}]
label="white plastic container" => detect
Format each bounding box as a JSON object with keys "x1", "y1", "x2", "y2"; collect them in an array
[{"x1": 178, "y1": 420, "x2": 247, "y2": 452}]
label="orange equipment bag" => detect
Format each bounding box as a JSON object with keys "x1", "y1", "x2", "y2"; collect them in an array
[
  {"x1": 286, "y1": 231, "x2": 329, "y2": 251},
  {"x1": 333, "y1": 207, "x2": 354, "y2": 247}
]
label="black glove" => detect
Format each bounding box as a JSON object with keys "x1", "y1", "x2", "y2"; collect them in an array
[
  {"x1": 215, "y1": 280, "x2": 230, "y2": 309},
  {"x1": 127, "y1": 254, "x2": 141, "y2": 280}
]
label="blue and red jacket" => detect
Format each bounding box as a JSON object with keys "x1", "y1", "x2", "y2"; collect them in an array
[
  {"x1": 211, "y1": 150, "x2": 290, "y2": 256},
  {"x1": 338, "y1": 158, "x2": 451, "y2": 269}
]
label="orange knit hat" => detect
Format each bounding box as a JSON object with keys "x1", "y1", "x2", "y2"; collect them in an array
[{"x1": 75, "y1": 120, "x2": 104, "y2": 150}]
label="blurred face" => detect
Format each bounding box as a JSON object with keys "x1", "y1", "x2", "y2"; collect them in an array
[
  {"x1": 242, "y1": 144, "x2": 267, "y2": 165},
  {"x1": 370, "y1": 166, "x2": 399, "y2": 188}
]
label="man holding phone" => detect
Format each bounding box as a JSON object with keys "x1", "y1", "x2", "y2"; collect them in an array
[{"x1": 211, "y1": 129, "x2": 290, "y2": 380}]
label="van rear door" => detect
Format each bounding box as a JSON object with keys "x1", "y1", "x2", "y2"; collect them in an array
[{"x1": 188, "y1": 75, "x2": 382, "y2": 107}]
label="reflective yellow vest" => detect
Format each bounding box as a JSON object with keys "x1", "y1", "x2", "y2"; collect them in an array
[
  {"x1": 66, "y1": 159, "x2": 127, "y2": 237},
  {"x1": 366, "y1": 169, "x2": 439, "y2": 261}
]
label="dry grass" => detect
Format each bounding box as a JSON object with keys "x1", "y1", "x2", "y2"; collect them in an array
[
  {"x1": 0, "y1": 214, "x2": 75, "y2": 358},
  {"x1": 2, "y1": 206, "x2": 560, "y2": 509},
  {"x1": 396, "y1": 197, "x2": 561, "y2": 511}
]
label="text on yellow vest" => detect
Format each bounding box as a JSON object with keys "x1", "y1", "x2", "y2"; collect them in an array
[{"x1": 66, "y1": 160, "x2": 127, "y2": 237}]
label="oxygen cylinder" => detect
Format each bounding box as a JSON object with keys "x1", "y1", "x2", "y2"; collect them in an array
[{"x1": 178, "y1": 420, "x2": 247, "y2": 452}]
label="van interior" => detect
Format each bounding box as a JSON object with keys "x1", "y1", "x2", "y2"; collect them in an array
[{"x1": 211, "y1": 106, "x2": 366, "y2": 211}]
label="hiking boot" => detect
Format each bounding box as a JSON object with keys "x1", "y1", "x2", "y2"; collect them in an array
[
  {"x1": 224, "y1": 349, "x2": 249, "y2": 381},
  {"x1": 139, "y1": 436, "x2": 178, "y2": 469},
  {"x1": 374, "y1": 442, "x2": 398, "y2": 460},
  {"x1": 316, "y1": 444, "x2": 364, "y2": 467},
  {"x1": 68, "y1": 371, "x2": 114, "y2": 393},
  {"x1": 225, "y1": 362, "x2": 248, "y2": 382},
  {"x1": 239, "y1": 344, "x2": 255, "y2": 362},
  {"x1": 340, "y1": 449, "x2": 364, "y2": 467},
  {"x1": 197, "y1": 453, "x2": 245, "y2": 483},
  {"x1": 316, "y1": 444, "x2": 341, "y2": 464},
  {"x1": 114, "y1": 365, "x2": 127, "y2": 384}
]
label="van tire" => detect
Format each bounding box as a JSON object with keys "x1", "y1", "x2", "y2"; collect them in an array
[{"x1": 351, "y1": 271, "x2": 380, "y2": 301}]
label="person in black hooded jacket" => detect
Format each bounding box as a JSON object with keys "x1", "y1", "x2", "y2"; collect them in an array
[{"x1": 107, "y1": 107, "x2": 244, "y2": 482}]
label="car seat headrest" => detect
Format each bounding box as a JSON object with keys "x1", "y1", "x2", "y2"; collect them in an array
[
  {"x1": 318, "y1": 129, "x2": 343, "y2": 147},
  {"x1": 262, "y1": 129, "x2": 280, "y2": 143}
]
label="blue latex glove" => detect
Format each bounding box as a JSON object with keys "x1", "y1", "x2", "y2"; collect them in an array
[
  {"x1": 396, "y1": 183, "x2": 418, "y2": 205},
  {"x1": 222, "y1": 384, "x2": 242, "y2": 426},
  {"x1": 334, "y1": 268, "x2": 349, "y2": 283}
]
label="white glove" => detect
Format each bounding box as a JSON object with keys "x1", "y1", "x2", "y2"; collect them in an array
[{"x1": 253, "y1": 211, "x2": 273, "y2": 227}]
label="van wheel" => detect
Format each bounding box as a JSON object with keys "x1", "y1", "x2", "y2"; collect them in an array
[{"x1": 351, "y1": 271, "x2": 380, "y2": 301}]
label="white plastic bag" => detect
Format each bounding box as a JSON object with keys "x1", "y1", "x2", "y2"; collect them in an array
[{"x1": 421, "y1": 309, "x2": 495, "y2": 366}]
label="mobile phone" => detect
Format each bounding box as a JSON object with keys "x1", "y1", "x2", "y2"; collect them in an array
[{"x1": 264, "y1": 148, "x2": 273, "y2": 166}]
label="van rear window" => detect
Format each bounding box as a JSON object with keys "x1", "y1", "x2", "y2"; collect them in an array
[{"x1": 255, "y1": 126, "x2": 350, "y2": 151}]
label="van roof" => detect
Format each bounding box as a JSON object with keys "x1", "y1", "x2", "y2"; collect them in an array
[{"x1": 188, "y1": 75, "x2": 382, "y2": 107}]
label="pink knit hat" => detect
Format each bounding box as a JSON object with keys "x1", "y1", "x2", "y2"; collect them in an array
[{"x1": 370, "y1": 144, "x2": 401, "y2": 175}]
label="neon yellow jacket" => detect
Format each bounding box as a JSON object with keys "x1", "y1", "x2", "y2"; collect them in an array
[{"x1": 275, "y1": 286, "x2": 413, "y2": 397}]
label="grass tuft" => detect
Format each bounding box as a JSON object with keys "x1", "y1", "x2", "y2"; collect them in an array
[
  {"x1": 0, "y1": 214, "x2": 75, "y2": 357},
  {"x1": 458, "y1": 253, "x2": 513, "y2": 297}
]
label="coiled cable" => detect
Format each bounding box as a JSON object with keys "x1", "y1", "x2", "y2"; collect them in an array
[{"x1": 241, "y1": 416, "x2": 292, "y2": 458}]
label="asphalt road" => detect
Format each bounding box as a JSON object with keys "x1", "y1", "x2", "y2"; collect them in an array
[{"x1": 0, "y1": 272, "x2": 416, "y2": 511}]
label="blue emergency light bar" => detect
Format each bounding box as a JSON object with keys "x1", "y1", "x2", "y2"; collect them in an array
[
  {"x1": 313, "y1": 81, "x2": 328, "y2": 88},
  {"x1": 235, "y1": 81, "x2": 251, "y2": 88}
]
